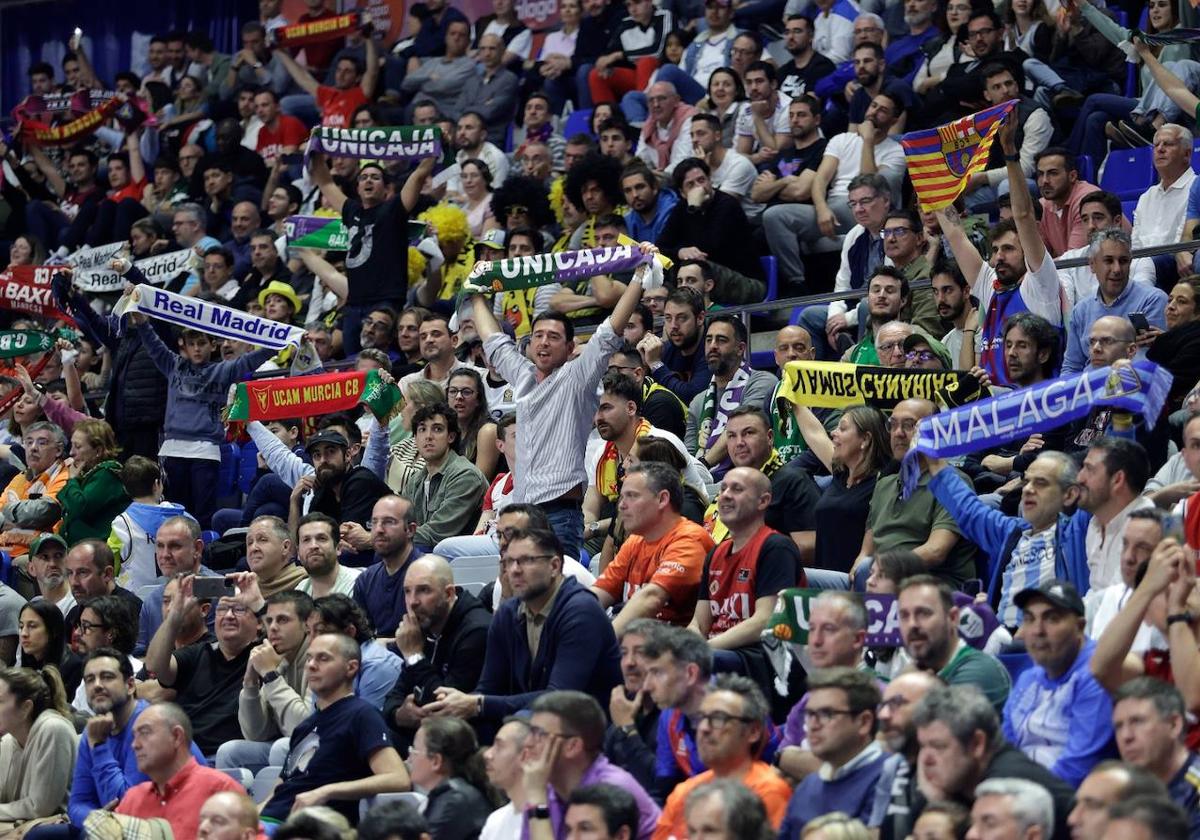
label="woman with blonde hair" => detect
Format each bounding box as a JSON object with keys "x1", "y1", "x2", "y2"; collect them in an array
[
  {"x1": 801, "y1": 812, "x2": 871, "y2": 840},
  {"x1": 0, "y1": 666, "x2": 76, "y2": 831},
  {"x1": 57, "y1": 418, "x2": 130, "y2": 544}
]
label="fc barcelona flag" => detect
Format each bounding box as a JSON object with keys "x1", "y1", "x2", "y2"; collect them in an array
[{"x1": 900, "y1": 100, "x2": 1017, "y2": 211}]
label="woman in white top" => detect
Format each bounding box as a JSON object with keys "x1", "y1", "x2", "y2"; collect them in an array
[
  {"x1": 914, "y1": 0, "x2": 976, "y2": 95},
  {"x1": 458, "y1": 159, "x2": 499, "y2": 241}
]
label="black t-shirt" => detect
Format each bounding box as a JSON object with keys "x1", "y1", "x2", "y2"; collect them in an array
[
  {"x1": 813, "y1": 472, "x2": 878, "y2": 573},
  {"x1": 168, "y1": 640, "x2": 252, "y2": 756},
  {"x1": 264, "y1": 694, "x2": 393, "y2": 824},
  {"x1": 778, "y1": 53, "x2": 837, "y2": 101},
  {"x1": 643, "y1": 390, "x2": 687, "y2": 440},
  {"x1": 65, "y1": 585, "x2": 143, "y2": 639},
  {"x1": 766, "y1": 464, "x2": 820, "y2": 535},
  {"x1": 772, "y1": 139, "x2": 829, "y2": 181},
  {"x1": 342, "y1": 195, "x2": 409, "y2": 307}
]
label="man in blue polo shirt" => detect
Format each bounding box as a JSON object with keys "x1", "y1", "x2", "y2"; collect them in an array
[{"x1": 352, "y1": 495, "x2": 423, "y2": 638}]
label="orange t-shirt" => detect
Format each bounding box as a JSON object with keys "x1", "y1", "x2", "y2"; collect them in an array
[
  {"x1": 653, "y1": 762, "x2": 793, "y2": 840},
  {"x1": 317, "y1": 85, "x2": 367, "y2": 128},
  {"x1": 594, "y1": 517, "x2": 715, "y2": 625}
]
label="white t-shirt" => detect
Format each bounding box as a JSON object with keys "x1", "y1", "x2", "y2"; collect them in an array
[
  {"x1": 481, "y1": 804, "x2": 523, "y2": 840},
  {"x1": 694, "y1": 31, "x2": 733, "y2": 88},
  {"x1": 822, "y1": 132, "x2": 906, "y2": 201},
  {"x1": 735, "y1": 93, "x2": 792, "y2": 149}
]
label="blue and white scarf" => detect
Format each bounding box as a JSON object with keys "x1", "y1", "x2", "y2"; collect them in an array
[{"x1": 900, "y1": 361, "x2": 1173, "y2": 497}]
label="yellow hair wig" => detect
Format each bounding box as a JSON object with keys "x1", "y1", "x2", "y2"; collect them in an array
[
  {"x1": 408, "y1": 246, "x2": 427, "y2": 280},
  {"x1": 418, "y1": 203, "x2": 469, "y2": 248}
]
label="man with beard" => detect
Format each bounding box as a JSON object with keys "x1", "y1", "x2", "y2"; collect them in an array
[
  {"x1": 230, "y1": 229, "x2": 292, "y2": 313},
  {"x1": 846, "y1": 45, "x2": 909, "y2": 135},
  {"x1": 798, "y1": 174, "x2": 891, "y2": 361},
  {"x1": 1074, "y1": 438, "x2": 1153, "y2": 590},
  {"x1": 883, "y1": 209, "x2": 938, "y2": 336},
  {"x1": 585, "y1": 373, "x2": 657, "y2": 546},
  {"x1": 622, "y1": 162, "x2": 678, "y2": 244},
  {"x1": 1035, "y1": 148, "x2": 1099, "y2": 259},
  {"x1": 897, "y1": 575, "x2": 1011, "y2": 714},
  {"x1": 68, "y1": 649, "x2": 206, "y2": 834},
  {"x1": 684, "y1": 316, "x2": 778, "y2": 479},
  {"x1": 605, "y1": 619, "x2": 666, "y2": 791},
  {"x1": 243, "y1": 515, "x2": 307, "y2": 597},
  {"x1": 932, "y1": 263, "x2": 976, "y2": 368},
  {"x1": 382, "y1": 555, "x2": 490, "y2": 753},
  {"x1": 591, "y1": 463, "x2": 714, "y2": 634},
  {"x1": 844, "y1": 269, "x2": 911, "y2": 366},
  {"x1": 606, "y1": 344, "x2": 688, "y2": 440},
  {"x1": 287, "y1": 430, "x2": 391, "y2": 544},
  {"x1": 655, "y1": 675, "x2": 793, "y2": 836},
  {"x1": 690, "y1": 114, "x2": 757, "y2": 217},
  {"x1": 352, "y1": 496, "x2": 423, "y2": 638},
  {"x1": 868, "y1": 670, "x2": 943, "y2": 840},
  {"x1": 422, "y1": 527, "x2": 622, "y2": 722},
  {"x1": 778, "y1": 16, "x2": 836, "y2": 100},
  {"x1": 658, "y1": 158, "x2": 761, "y2": 281},
  {"x1": 887, "y1": 0, "x2": 940, "y2": 83},
  {"x1": 218, "y1": 590, "x2": 313, "y2": 774},
  {"x1": 639, "y1": 287, "x2": 712, "y2": 403},
  {"x1": 296, "y1": 513, "x2": 362, "y2": 598},
  {"x1": 400, "y1": 313, "x2": 482, "y2": 392},
  {"x1": 750, "y1": 96, "x2": 829, "y2": 219},
  {"x1": 403, "y1": 403, "x2": 488, "y2": 551},
  {"x1": 939, "y1": 120, "x2": 1064, "y2": 387}
]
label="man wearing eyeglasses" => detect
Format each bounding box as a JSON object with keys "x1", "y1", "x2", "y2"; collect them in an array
[
  {"x1": 654, "y1": 675, "x2": 794, "y2": 837},
  {"x1": 933, "y1": 10, "x2": 1024, "y2": 122},
  {"x1": 882, "y1": 208, "x2": 941, "y2": 339},
  {"x1": 868, "y1": 670, "x2": 943, "y2": 840},
  {"x1": 143, "y1": 574, "x2": 262, "y2": 757},
  {"x1": 779, "y1": 668, "x2": 887, "y2": 837}
]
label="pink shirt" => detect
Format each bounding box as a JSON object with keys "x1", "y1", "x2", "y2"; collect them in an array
[
  {"x1": 1038, "y1": 179, "x2": 1099, "y2": 258},
  {"x1": 116, "y1": 758, "x2": 243, "y2": 840}
]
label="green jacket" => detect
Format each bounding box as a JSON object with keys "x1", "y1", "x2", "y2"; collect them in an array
[
  {"x1": 58, "y1": 460, "x2": 131, "y2": 546},
  {"x1": 403, "y1": 450, "x2": 488, "y2": 549}
]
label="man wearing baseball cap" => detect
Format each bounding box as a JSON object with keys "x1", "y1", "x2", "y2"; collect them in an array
[
  {"x1": 1002, "y1": 580, "x2": 1117, "y2": 786},
  {"x1": 286, "y1": 430, "x2": 391, "y2": 550}
]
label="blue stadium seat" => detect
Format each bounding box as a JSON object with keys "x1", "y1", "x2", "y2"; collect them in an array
[
  {"x1": 217, "y1": 442, "x2": 239, "y2": 501},
  {"x1": 563, "y1": 108, "x2": 594, "y2": 138},
  {"x1": 1075, "y1": 154, "x2": 1094, "y2": 184},
  {"x1": 201, "y1": 530, "x2": 219, "y2": 546},
  {"x1": 0, "y1": 550, "x2": 11, "y2": 586},
  {"x1": 1099, "y1": 145, "x2": 1155, "y2": 200},
  {"x1": 238, "y1": 440, "x2": 259, "y2": 496},
  {"x1": 760, "y1": 255, "x2": 778, "y2": 302},
  {"x1": 999, "y1": 651, "x2": 1033, "y2": 683},
  {"x1": 504, "y1": 121, "x2": 515, "y2": 153},
  {"x1": 1121, "y1": 199, "x2": 1138, "y2": 223}
]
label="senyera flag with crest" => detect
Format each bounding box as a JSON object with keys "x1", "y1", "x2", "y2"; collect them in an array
[{"x1": 900, "y1": 99, "x2": 1017, "y2": 211}]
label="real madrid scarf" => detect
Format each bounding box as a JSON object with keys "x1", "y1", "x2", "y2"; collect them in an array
[
  {"x1": 66, "y1": 244, "x2": 193, "y2": 293},
  {"x1": 226, "y1": 369, "x2": 403, "y2": 423},
  {"x1": 899, "y1": 360, "x2": 1173, "y2": 498}
]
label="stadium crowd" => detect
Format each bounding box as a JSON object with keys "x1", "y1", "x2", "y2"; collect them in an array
[{"x1": 1, "y1": 0, "x2": 1200, "y2": 838}]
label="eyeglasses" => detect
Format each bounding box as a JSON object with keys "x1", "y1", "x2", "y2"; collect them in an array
[
  {"x1": 361, "y1": 318, "x2": 392, "y2": 330},
  {"x1": 905, "y1": 350, "x2": 936, "y2": 363},
  {"x1": 369, "y1": 517, "x2": 404, "y2": 529},
  {"x1": 215, "y1": 604, "x2": 250, "y2": 616},
  {"x1": 78, "y1": 619, "x2": 108, "y2": 633},
  {"x1": 607, "y1": 365, "x2": 639, "y2": 375},
  {"x1": 886, "y1": 417, "x2": 919, "y2": 433},
  {"x1": 507, "y1": 203, "x2": 529, "y2": 216},
  {"x1": 696, "y1": 711, "x2": 754, "y2": 728},
  {"x1": 877, "y1": 340, "x2": 906, "y2": 355},
  {"x1": 505, "y1": 553, "x2": 555, "y2": 567},
  {"x1": 447, "y1": 387, "x2": 477, "y2": 398},
  {"x1": 1089, "y1": 336, "x2": 1129, "y2": 347},
  {"x1": 968, "y1": 26, "x2": 997, "y2": 37},
  {"x1": 878, "y1": 696, "x2": 911, "y2": 713},
  {"x1": 882, "y1": 226, "x2": 914, "y2": 239},
  {"x1": 804, "y1": 707, "x2": 857, "y2": 724}
]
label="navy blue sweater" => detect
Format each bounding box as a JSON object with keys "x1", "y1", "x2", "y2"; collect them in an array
[{"x1": 476, "y1": 575, "x2": 622, "y2": 719}]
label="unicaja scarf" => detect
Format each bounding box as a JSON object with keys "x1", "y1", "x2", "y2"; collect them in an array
[
  {"x1": 900, "y1": 360, "x2": 1173, "y2": 498},
  {"x1": 304, "y1": 125, "x2": 443, "y2": 167},
  {"x1": 464, "y1": 244, "x2": 659, "y2": 294},
  {"x1": 697, "y1": 363, "x2": 753, "y2": 480}
]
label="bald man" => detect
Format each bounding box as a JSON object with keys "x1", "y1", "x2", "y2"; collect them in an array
[
  {"x1": 198, "y1": 790, "x2": 259, "y2": 840},
  {"x1": 381, "y1": 555, "x2": 492, "y2": 751},
  {"x1": 689, "y1": 466, "x2": 803, "y2": 673}
]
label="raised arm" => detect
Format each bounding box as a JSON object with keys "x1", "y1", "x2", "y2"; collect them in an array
[
  {"x1": 298, "y1": 249, "x2": 348, "y2": 304},
  {"x1": 1001, "y1": 117, "x2": 1047, "y2": 271},
  {"x1": 935, "y1": 206, "x2": 985, "y2": 286},
  {"x1": 791, "y1": 403, "x2": 834, "y2": 471},
  {"x1": 1091, "y1": 540, "x2": 1179, "y2": 690},
  {"x1": 28, "y1": 145, "x2": 67, "y2": 198},
  {"x1": 1134, "y1": 37, "x2": 1200, "y2": 118},
  {"x1": 276, "y1": 48, "x2": 320, "y2": 96},
  {"x1": 402, "y1": 156, "x2": 435, "y2": 213},
  {"x1": 309, "y1": 154, "x2": 348, "y2": 214},
  {"x1": 362, "y1": 34, "x2": 380, "y2": 99}
]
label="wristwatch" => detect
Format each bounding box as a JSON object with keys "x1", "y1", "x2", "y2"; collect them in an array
[
  {"x1": 1168, "y1": 612, "x2": 1194, "y2": 627},
  {"x1": 527, "y1": 805, "x2": 551, "y2": 821},
  {"x1": 261, "y1": 670, "x2": 281, "y2": 685}
]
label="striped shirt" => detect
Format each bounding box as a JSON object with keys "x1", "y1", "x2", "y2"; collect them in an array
[{"x1": 484, "y1": 319, "x2": 623, "y2": 504}]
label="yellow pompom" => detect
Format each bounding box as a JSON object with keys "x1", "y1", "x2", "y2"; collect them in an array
[
  {"x1": 408, "y1": 246, "x2": 427, "y2": 280},
  {"x1": 548, "y1": 176, "x2": 565, "y2": 225},
  {"x1": 418, "y1": 203, "x2": 470, "y2": 248}
]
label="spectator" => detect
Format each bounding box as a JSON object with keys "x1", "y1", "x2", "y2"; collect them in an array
[
  {"x1": 514, "y1": 93, "x2": 567, "y2": 172},
  {"x1": 1100, "y1": 795, "x2": 1191, "y2": 840},
  {"x1": 763, "y1": 91, "x2": 906, "y2": 292},
  {"x1": 634, "y1": 82, "x2": 695, "y2": 174},
  {"x1": 295, "y1": 512, "x2": 362, "y2": 598},
  {"x1": 217, "y1": 590, "x2": 314, "y2": 775},
  {"x1": 658, "y1": 158, "x2": 760, "y2": 281},
  {"x1": 253, "y1": 90, "x2": 308, "y2": 170},
  {"x1": 351, "y1": 496, "x2": 423, "y2": 637},
  {"x1": 23, "y1": 146, "x2": 102, "y2": 257},
  {"x1": 134, "y1": 517, "x2": 214, "y2": 654},
  {"x1": 1133, "y1": 125, "x2": 1197, "y2": 287},
  {"x1": 778, "y1": 16, "x2": 837, "y2": 99},
  {"x1": 639, "y1": 287, "x2": 712, "y2": 404},
  {"x1": 1002, "y1": 580, "x2": 1116, "y2": 786},
  {"x1": 866, "y1": 670, "x2": 943, "y2": 839},
  {"x1": 967, "y1": 779, "x2": 1055, "y2": 840},
  {"x1": 278, "y1": 37, "x2": 377, "y2": 128},
  {"x1": 1109, "y1": 677, "x2": 1200, "y2": 837},
  {"x1": 897, "y1": 575, "x2": 1011, "y2": 713},
  {"x1": 308, "y1": 594, "x2": 403, "y2": 710},
  {"x1": 909, "y1": 685, "x2": 1074, "y2": 838},
  {"x1": 1035, "y1": 149, "x2": 1099, "y2": 259},
  {"x1": 143, "y1": 576, "x2": 260, "y2": 757},
  {"x1": 260, "y1": 633, "x2": 411, "y2": 824},
  {"x1": 403, "y1": 403, "x2": 488, "y2": 551},
  {"x1": 0, "y1": 422, "x2": 69, "y2": 560},
  {"x1": 423, "y1": 527, "x2": 622, "y2": 722},
  {"x1": 843, "y1": 271, "x2": 912, "y2": 366},
  {"x1": 588, "y1": 0, "x2": 674, "y2": 107},
  {"x1": 18, "y1": 599, "x2": 80, "y2": 700},
  {"x1": 401, "y1": 21, "x2": 476, "y2": 119},
  {"x1": 622, "y1": 162, "x2": 679, "y2": 245},
  {"x1": 1076, "y1": 438, "x2": 1154, "y2": 590},
  {"x1": 591, "y1": 462, "x2": 715, "y2": 632},
  {"x1": 481, "y1": 717, "x2": 533, "y2": 839},
  {"x1": 520, "y1": 690, "x2": 661, "y2": 839},
  {"x1": 456, "y1": 35, "x2": 519, "y2": 146},
  {"x1": 62, "y1": 540, "x2": 142, "y2": 639},
  {"x1": 408, "y1": 717, "x2": 495, "y2": 839},
  {"x1": 779, "y1": 668, "x2": 887, "y2": 836},
  {"x1": 287, "y1": 430, "x2": 392, "y2": 540},
  {"x1": 654, "y1": 674, "x2": 793, "y2": 837},
  {"x1": 382, "y1": 555, "x2": 490, "y2": 753},
  {"x1": 1067, "y1": 762, "x2": 1171, "y2": 840}
]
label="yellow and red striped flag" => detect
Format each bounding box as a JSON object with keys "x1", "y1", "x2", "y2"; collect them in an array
[{"x1": 900, "y1": 100, "x2": 1017, "y2": 211}]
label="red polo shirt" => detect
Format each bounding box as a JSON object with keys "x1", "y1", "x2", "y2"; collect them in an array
[{"x1": 116, "y1": 757, "x2": 243, "y2": 840}]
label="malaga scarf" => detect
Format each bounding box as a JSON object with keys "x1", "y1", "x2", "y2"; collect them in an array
[
  {"x1": 66, "y1": 244, "x2": 193, "y2": 293},
  {"x1": 287, "y1": 215, "x2": 428, "y2": 250},
  {"x1": 226, "y1": 369, "x2": 403, "y2": 423},
  {"x1": 901, "y1": 99, "x2": 1017, "y2": 211},
  {"x1": 768, "y1": 588, "x2": 999, "y2": 650},
  {"x1": 697, "y1": 363, "x2": 753, "y2": 480},
  {"x1": 275, "y1": 12, "x2": 360, "y2": 47},
  {"x1": 900, "y1": 360, "x2": 1173, "y2": 498},
  {"x1": 304, "y1": 125, "x2": 442, "y2": 167},
  {"x1": 0, "y1": 331, "x2": 53, "y2": 359},
  {"x1": 0, "y1": 266, "x2": 76, "y2": 323},
  {"x1": 775, "y1": 360, "x2": 980, "y2": 412},
  {"x1": 465, "y1": 243, "x2": 659, "y2": 296}
]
